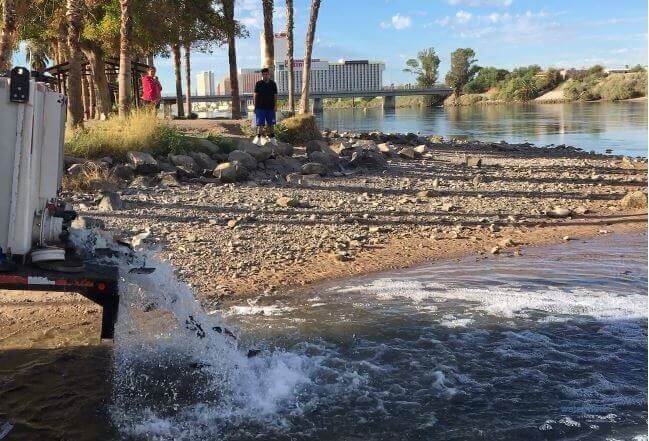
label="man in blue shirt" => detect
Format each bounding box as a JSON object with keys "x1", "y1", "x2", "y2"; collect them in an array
[{"x1": 253, "y1": 67, "x2": 278, "y2": 146}]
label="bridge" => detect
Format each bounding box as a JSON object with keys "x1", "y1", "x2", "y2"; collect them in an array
[{"x1": 160, "y1": 86, "x2": 453, "y2": 115}]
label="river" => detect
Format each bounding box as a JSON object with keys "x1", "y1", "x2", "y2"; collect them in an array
[
  {"x1": 92, "y1": 233, "x2": 649, "y2": 440},
  {"x1": 199, "y1": 100, "x2": 648, "y2": 157}
]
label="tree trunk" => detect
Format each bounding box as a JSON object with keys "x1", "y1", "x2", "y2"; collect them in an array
[
  {"x1": 286, "y1": 0, "x2": 294, "y2": 112},
  {"x1": 66, "y1": 0, "x2": 84, "y2": 128},
  {"x1": 82, "y1": 43, "x2": 112, "y2": 119},
  {"x1": 88, "y1": 73, "x2": 96, "y2": 119},
  {"x1": 57, "y1": 21, "x2": 69, "y2": 62},
  {"x1": 172, "y1": 43, "x2": 184, "y2": 118},
  {"x1": 262, "y1": 0, "x2": 274, "y2": 73},
  {"x1": 298, "y1": 0, "x2": 321, "y2": 114},
  {"x1": 0, "y1": 0, "x2": 16, "y2": 71},
  {"x1": 147, "y1": 54, "x2": 154, "y2": 68},
  {"x1": 82, "y1": 71, "x2": 90, "y2": 120},
  {"x1": 183, "y1": 41, "x2": 192, "y2": 117},
  {"x1": 118, "y1": 0, "x2": 132, "y2": 117},
  {"x1": 223, "y1": 0, "x2": 240, "y2": 119}
]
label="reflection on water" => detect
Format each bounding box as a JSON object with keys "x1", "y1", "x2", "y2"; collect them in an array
[{"x1": 315, "y1": 101, "x2": 648, "y2": 156}]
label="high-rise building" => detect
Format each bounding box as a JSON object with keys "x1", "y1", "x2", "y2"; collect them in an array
[
  {"x1": 260, "y1": 32, "x2": 288, "y2": 67},
  {"x1": 275, "y1": 59, "x2": 385, "y2": 94},
  {"x1": 196, "y1": 71, "x2": 215, "y2": 96},
  {"x1": 216, "y1": 69, "x2": 263, "y2": 95}
]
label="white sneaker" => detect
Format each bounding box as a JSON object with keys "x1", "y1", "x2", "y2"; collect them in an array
[
  {"x1": 252, "y1": 135, "x2": 261, "y2": 145},
  {"x1": 259, "y1": 136, "x2": 270, "y2": 146}
]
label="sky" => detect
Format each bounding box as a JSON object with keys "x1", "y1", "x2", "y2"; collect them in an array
[{"x1": 14, "y1": 0, "x2": 649, "y2": 94}]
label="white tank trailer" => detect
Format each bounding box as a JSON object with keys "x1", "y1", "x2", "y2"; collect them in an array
[
  {"x1": 0, "y1": 67, "x2": 69, "y2": 265},
  {"x1": 0, "y1": 68, "x2": 120, "y2": 340}
]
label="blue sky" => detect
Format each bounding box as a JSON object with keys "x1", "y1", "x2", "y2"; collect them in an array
[{"x1": 14, "y1": 0, "x2": 649, "y2": 94}]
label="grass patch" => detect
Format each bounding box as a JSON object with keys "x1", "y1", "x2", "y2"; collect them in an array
[
  {"x1": 205, "y1": 133, "x2": 237, "y2": 153},
  {"x1": 65, "y1": 110, "x2": 192, "y2": 161}
]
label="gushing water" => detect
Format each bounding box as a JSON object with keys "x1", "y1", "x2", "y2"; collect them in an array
[{"x1": 72, "y1": 230, "x2": 647, "y2": 440}]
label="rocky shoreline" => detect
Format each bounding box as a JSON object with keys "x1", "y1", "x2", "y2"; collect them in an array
[{"x1": 62, "y1": 124, "x2": 648, "y2": 307}]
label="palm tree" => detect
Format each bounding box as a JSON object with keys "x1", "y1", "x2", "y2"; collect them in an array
[
  {"x1": 285, "y1": 0, "x2": 294, "y2": 112},
  {"x1": 81, "y1": 42, "x2": 112, "y2": 119},
  {"x1": 171, "y1": 43, "x2": 185, "y2": 117},
  {"x1": 0, "y1": 0, "x2": 16, "y2": 71},
  {"x1": 24, "y1": 39, "x2": 50, "y2": 72},
  {"x1": 118, "y1": 0, "x2": 132, "y2": 117},
  {"x1": 222, "y1": 0, "x2": 240, "y2": 119},
  {"x1": 298, "y1": 0, "x2": 321, "y2": 114},
  {"x1": 66, "y1": 0, "x2": 84, "y2": 127},
  {"x1": 261, "y1": 0, "x2": 273, "y2": 71},
  {"x1": 184, "y1": 41, "x2": 192, "y2": 117}
]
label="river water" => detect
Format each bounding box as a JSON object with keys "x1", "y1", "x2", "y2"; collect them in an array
[
  {"x1": 314, "y1": 101, "x2": 648, "y2": 157},
  {"x1": 201, "y1": 101, "x2": 648, "y2": 157},
  {"x1": 104, "y1": 233, "x2": 647, "y2": 441}
]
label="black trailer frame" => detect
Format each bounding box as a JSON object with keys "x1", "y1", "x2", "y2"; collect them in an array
[{"x1": 0, "y1": 264, "x2": 119, "y2": 339}]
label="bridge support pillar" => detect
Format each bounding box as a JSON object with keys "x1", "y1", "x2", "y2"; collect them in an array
[
  {"x1": 383, "y1": 95, "x2": 396, "y2": 110},
  {"x1": 162, "y1": 102, "x2": 172, "y2": 119},
  {"x1": 240, "y1": 98, "x2": 248, "y2": 114},
  {"x1": 311, "y1": 97, "x2": 323, "y2": 113}
]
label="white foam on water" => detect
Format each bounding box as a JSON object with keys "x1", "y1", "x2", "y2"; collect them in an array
[
  {"x1": 71, "y1": 229, "x2": 317, "y2": 439},
  {"x1": 225, "y1": 304, "x2": 296, "y2": 316},
  {"x1": 334, "y1": 278, "x2": 648, "y2": 321}
]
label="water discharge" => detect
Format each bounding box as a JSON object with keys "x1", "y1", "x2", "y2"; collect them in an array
[{"x1": 76, "y1": 230, "x2": 647, "y2": 440}]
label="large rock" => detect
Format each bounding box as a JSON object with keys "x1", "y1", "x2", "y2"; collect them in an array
[
  {"x1": 168, "y1": 154, "x2": 198, "y2": 171},
  {"x1": 398, "y1": 146, "x2": 418, "y2": 160},
  {"x1": 349, "y1": 149, "x2": 388, "y2": 169},
  {"x1": 308, "y1": 150, "x2": 337, "y2": 168},
  {"x1": 271, "y1": 141, "x2": 294, "y2": 157},
  {"x1": 264, "y1": 156, "x2": 302, "y2": 175},
  {"x1": 546, "y1": 207, "x2": 572, "y2": 218},
  {"x1": 213, "y1": 162, "x2": 248, "y2": 182},
  {"x1": 189, "y1": 151, "x2": 216, "y2": 171},
  {"x1": 331, "y1": 140, "x2": 355, "y2": 156},
  {"x1": 98, "y1": 192, "x2": 122, "y2": 211},
  {"x1": 276, "y1": 196, "x2": 300, "y2": 208},
  {"x1": 465, "y1": 156, "x2": 482, "y2": 168},
  {"x1": 67, "y1": 163, "x2": 84, "y2": 176},
  {"x1": 620, "y1": 191, "x2": 648, "y2": 209},
  {"x1": 235, "y1": 139, "x2": 273, "y2": 161},
  {"x1": 127, "y1": 151, "x2": 159, "y2": 174},
  {"x1": 191, "y1": 137, "x2": 221, "y2": 154},
  {"x1": 306, "y1": 139, "x2": 336, "y2": 156},
  {"x1": 414, "y1": 144, "x2": 427, "y2": 154},
  {"x1": 377, "y1": 143, "x2": 395, "y2": 155},
  {"x1": 301, "y1": 162, "x2": 328, "y2": 175},
  {"x1": 228, "y1": 150, "x2": 257, "y2": 170},
  {"x1": 113, "y1": 164, "x2": 135, "y2": 180}
]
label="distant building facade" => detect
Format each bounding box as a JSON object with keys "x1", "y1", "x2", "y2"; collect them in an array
[
  {"x1": 216, "y1": 69, "x2": 263, "y2": 95},
  {"x1": 275, "y1": 59, "x2": 385, "y2": 94},
  {"x1": 196, "y1": 71, "x2": 215, "y2": 96},
  {"x1": 260, "y1": 32, "x2": 288, "y2": 67}
]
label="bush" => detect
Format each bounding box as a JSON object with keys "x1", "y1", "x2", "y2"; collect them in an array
[
  {"x1": 456, "y1": 94, "x2": 486, "y2": 105},
  {"x1": 205, "y1": 133, "x2": 237, "y2": 153},
  {"x1": 65, "y1": 110, "x2": 191, "y2": 160},
  {"x1": 464, "y1": 67, "x2": 510, "y2": 94},
  {"x1": 563, "y1": 78, "x2": 601, "y2": 101},
  {"x1": 497, "y1": 76, "x2": 539, "y2": 101},
  {"x1": 594, "y1": 73, "x2": 647, "y2": 101}
]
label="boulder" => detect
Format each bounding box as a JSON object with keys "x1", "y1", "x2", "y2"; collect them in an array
[
  {"x1": 235, "y1": 139, "x2": 273, "y2": 161},
  {"x1": 276, "y1": 196, "x2": 300, "y2": 208},
  {"x1": 127, "y1": 151, "x2": 159, "y2": 174},
  {"x1": 168, "y1": 154, "x2": 198, "y2": 171},
  {"x1": 175, "y1": 165, "x2": 198, "y2": 180},
  {"x1": 306, "y1": 139, "x2": 330, "y2": 155},
  {"x1": 349, "y1": 149, "x2": 388, "y2": 169},
  {"x1": 302, "y1": 162, "x2": 328, "y2": 175},
  {"x1": 620, "y1": 191, "x2": 648, "y2": 209},
  {"x1": 414, "y1": 144, "x2": 427, "y2": 154},
  {"x1": 465, "y1": 156, "x2": 482, "y2": 168},
  {"x1": 191, "y1": 137, "x2": 221, "y2": 154},
  {"x1": 398, "y1": 146, "x2": 418, "y2": 160},
  {"x1": 265, "y1": 156, "x2": 302, "y2": 175},
  {"x1": 546, "y1": 207, "x2": 572, "y2": 218},
  {"x1": 98, "y1": 192, "x2": 122, "y2": 211},
  {"x1": 332, "y1": 140, "x2": 355, "y2": 156},
  {"x1": 67, "y1": 163, "x2": 84, "y2": 176},
  {"x1": 377, "y1": 143, "x2": 395, "y2": 155},
  {"x1": 213, "y1": 162, "x2": 248, "y2": 183},
  {"x1": 228, "y1": 150, "x2": 257, "y2": 170},
  {"x1": 159, "y1": 172, "x2": 180, "y2": 187},
  {"x1": 189, "y1": 151, "x2": 216, "y2": 171},
  {"x1": 271, "y1": 141, "x2": 294, "y2": 157},
  {"x1": 113, "y1": 164, "x2": 135, "y2": 180},
  {"x1": 308, "y1": 150, "x2": 337, "y2": 168}
]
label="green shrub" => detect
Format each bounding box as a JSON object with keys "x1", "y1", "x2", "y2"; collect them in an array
[
  {"x1": 65, "y1": 110, "x2": 192, "y2": 160},
  {"x1": 456, "y1": 94, "x2": 486, "y2": 105},
  {"x1": 205, "y1": 133, "x2": 237, "y2": 153},
  {"x1": 594, "y1": 72, "x2": 647, "y2": 101}
]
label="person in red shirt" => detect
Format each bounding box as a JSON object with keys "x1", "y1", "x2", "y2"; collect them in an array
[{"x1": 141, "y1": 67, "x2": 162, "y2": 109}]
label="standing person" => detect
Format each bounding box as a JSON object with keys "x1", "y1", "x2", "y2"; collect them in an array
[
  {"x1": 253, "y1": 67, "x2": 278, "y2": 146},
  {"x1": 141, "y1": 66, "x2": 162, "y2": 110}
]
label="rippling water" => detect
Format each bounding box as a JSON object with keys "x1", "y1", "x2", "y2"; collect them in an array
[
  {"x1": 315, "y1": 102, "x2": 648, "y2": 157},
  {"x1": 107, "y1": 233, "x2": 648, "y2": 441}
]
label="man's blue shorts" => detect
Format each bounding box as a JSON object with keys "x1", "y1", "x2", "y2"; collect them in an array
[{"x1": 255, "y1": 109, "x2": 276, "y2": 126}]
